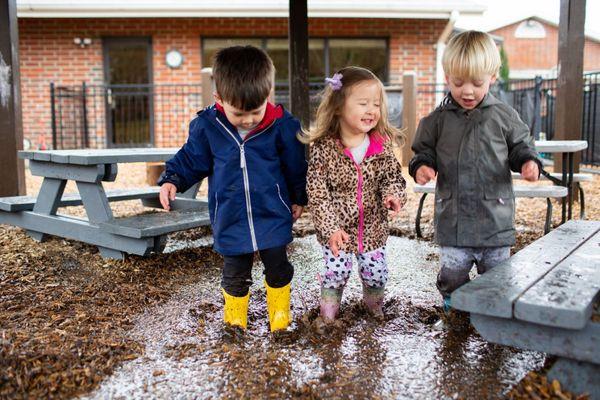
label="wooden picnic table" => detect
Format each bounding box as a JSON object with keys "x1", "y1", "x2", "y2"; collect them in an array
[
  {"x1": 0, "y1": 148, "x2": 210, "y2": 260},
  {"x1": 535, "y1": 140, "x2": 588, "y2": 222},
  {"x1": 452, "y1": 220, "x2": 600, "y2": 398}
]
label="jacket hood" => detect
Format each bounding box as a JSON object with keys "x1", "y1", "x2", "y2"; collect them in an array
[
  {"x1": 212, "y1": 102, "x2": 285, "y2": 137},
  {"x1": 441, "y1": 93, "x2": 503, "y2": 112}
]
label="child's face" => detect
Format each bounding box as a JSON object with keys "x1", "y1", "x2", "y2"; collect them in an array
[
  {"x1": 215, "y1": 94, "x2": 268, "y2": 131},
  {"x1": 339, "y1": 80, "x2": 381, "y2": 137},
  {"x1": 445, "y1": 74, "x2": 497, "y2": 110}
]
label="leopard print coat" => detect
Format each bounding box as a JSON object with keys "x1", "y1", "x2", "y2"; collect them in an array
[{"x1": 307, "y1": 133, "x2": 407, "y2": 254}]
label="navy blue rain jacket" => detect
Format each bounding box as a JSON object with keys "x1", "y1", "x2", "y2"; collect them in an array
[{"x1": 161, "y1": 104, "x2": 308, "y2": 256}]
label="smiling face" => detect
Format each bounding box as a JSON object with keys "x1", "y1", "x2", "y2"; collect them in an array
[
  {"x1": 446, "y1": 74, "x2": 497, "y2": 110},
  {"x1": 214, "y1": 93, "x2": 268, "y2": 131},
  {"x1": 338, "y1": 80, "x2": 381, "y2": 139}
]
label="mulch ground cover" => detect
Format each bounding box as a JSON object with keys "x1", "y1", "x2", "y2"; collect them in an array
[
  {"x1": 0, "y1": 223, "x2": 218, "y2": 399},
  {"x1": 1, "y1": 164, "x2": 598, "y2": 399}
]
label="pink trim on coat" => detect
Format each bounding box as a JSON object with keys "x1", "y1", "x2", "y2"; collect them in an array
[{"x1": 338, "y1": 132, "x2": 386, "y2": 253}]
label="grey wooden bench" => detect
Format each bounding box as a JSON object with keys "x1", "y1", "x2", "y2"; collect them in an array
[
  {"x1": 511, "y1": 171, "x2": 592, "y2": 219},
  {"x1": 0, "y1": 148, "x2": 210, "y2": 260},
  {"x1": 534, "y1": 140, "x2": 588, "y2": 222},
  {"x1": 0, "y1": 187, "x2": 160, "y2": 212},
  {"x1": 452, "y1": 220, "x2": 600, "y2": 398},
  {"x1": 413, "y1": 183, "x2": 568, "y2": 238}
]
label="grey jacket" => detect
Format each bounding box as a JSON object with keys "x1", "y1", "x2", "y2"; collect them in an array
[{"x1": 409, "y1": 94, "x2": 541, "y2": 247}]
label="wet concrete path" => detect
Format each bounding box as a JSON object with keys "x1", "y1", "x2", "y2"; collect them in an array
[{"x1": 81, "y1": 236, "x2": 544, "y2": 399}]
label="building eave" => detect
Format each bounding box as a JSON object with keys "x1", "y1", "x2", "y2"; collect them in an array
[{"x1": 16, "y1": 1, "x2": 486, "y2": 19}]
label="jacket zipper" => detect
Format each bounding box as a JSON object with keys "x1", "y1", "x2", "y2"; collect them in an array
[
  {"x1": 213, "y1": 192, "x2": 219, "y2": 223},
  {"x1": 354, "y1": 163, "x2": 365, "y2": 253},
  {"x1": 346, "y1": 151, "x2": 367, "y2": 254},
  {"x1": 216, "y1": 117, "x2": 275, "y2": 252},
  {"x1": 276, "y1": 183, "x2": 291, "y2": 214},
  {"x1": 345, "y1": 148, "x2": 379, "y2": 254}
]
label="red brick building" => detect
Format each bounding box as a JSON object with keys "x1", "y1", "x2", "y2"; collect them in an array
[
  {"x1": 489, "y1": 16, "x2": 600, "y2": 79},
  {"x1": 16, "y1": 1, "x2": 485, "y2": 149}
]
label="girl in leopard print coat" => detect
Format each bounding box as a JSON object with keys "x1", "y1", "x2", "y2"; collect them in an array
[{"x1": 300, "y1": 67, "x2": 407, "y2": 322}]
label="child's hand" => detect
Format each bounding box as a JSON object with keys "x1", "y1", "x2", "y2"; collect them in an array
[
  {"x1": 328, "y1": 230, "x2": 350, "y2": 257},
  {"x1": 384, "y1": 196, "x2": 403, "y2": 218},
  {"x1": 159, "y1": 183, "x2": 177, "y2": 211},
  {"x1": 521, "y1": 160, "x2": 539, "y2": 182},
  {"x1": 291, "y1": 204, "x2": 303, "y2": 221},
  {"x1": 415, "y1": 165, "x2": 436, "y2": 185}
]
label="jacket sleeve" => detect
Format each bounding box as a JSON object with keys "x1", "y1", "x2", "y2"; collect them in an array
[
  {"x1": 380, "y1": 145, "x2": 408, "y2": 207},
  {"x1": 505, "y1": 108, "x2": 542, "y2": 174},
  {"x1": 408, "y1": 113, "x2": 439, "y2": 180},
  {"x1": 277, "y1": 119, "x2": 308, "y2": 206},
  {"x1": 159, "y1": 118, "x2": 213, "y2": 192},
  {"x1": 307, "y1": 144, "x2": 341, "y2": 241}
]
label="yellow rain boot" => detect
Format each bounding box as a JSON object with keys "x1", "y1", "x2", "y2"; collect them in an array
[
  {"x1": 222, "y1": 289, "x2": 249, "y2": 329},
  {"x1": 265, "y1": 281, "x2": 291, "y2": 332}
]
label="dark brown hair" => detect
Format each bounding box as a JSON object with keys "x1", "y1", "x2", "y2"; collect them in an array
[{"x1": 212, "y1": 45, "x2": 274, "y2": 111}]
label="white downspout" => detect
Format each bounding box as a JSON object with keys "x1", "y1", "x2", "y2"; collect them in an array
[{"x1": 436, "y1": 10, "x2": 459, "y2": 105}]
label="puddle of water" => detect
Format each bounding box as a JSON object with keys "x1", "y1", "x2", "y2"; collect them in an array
[{"x1": 80, "y1": 236, "x2": 544, "y2": 400}]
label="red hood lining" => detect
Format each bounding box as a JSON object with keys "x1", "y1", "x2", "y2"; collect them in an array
[{"x1": 215, "y1": 102, "x2": 284, "y2": 138}]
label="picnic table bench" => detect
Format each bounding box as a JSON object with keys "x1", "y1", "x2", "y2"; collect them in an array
[
  {"x1": 452, "y1": 220, "x2": 600, "y2": 398},
  {"x1": 531, "y1": 140, "x2": 588, "y2": 222},
  {"x1": 413, "y1": 182, "x2": 568, "y2": 237},
  {"x1": 412, "y1": 140, "x2": 591, "y2": 238},
  {"x1": 511, "y1": 171, "x2": 592, "y2": 219},
  {"x1": 0, "y1": 148, "x2": 210, "y2": 260}
]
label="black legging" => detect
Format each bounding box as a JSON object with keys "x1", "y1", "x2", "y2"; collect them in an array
[{"x1": 221, "y1": 245, "x2": 294, "y2": 297}]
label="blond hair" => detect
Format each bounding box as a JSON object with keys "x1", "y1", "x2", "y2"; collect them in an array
[
  {"x1": 298, "y1": 66, "x2": 405, "y2": 146},
  {"x1": 442, "y1": 31, "x2": 501, "y2": 79}
]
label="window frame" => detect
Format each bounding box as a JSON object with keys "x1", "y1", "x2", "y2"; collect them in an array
[{"x1": 200, "y1": 36, "x2": 390, "y2": 83}]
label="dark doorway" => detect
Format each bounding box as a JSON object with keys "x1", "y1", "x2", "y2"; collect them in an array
[{"x1": 103, "y1": 37, "x2": 153, "y2": 147}]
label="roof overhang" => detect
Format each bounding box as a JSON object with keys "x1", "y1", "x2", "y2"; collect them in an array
[{"x1": 16, "y1": 0, "x2": 486, "y2": 19}]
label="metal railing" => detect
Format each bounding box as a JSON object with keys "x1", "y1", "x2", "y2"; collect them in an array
[
  {"x1": 410, "y1": 74, "x2": 600, "y2": 167},
  {"x1": 50, "y1": 81, "x2": 404, "y2": 149},
  {"x1": 51, "y1": 83, "x2": 204, "y2": 149}
]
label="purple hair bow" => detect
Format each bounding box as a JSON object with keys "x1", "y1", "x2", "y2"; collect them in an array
[{"x1": 325, "y1": 73, "x2": 343, "y2": 91}]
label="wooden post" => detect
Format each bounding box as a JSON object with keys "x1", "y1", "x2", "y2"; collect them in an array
[
  {"x1": 0, "y1": 0, "x2": 25, "y2": 196},
  {"x1": 553, "y1": 0, "x2": 586, "y2": 172},
  {"x1": 201, "y1": 67, "x2": 213, "y2": 108},
  {"x1": 288, "y1": 0, "x2": 310, "y2": 129},
  {"x1": 401, "y1": 72, "x2": 417, "y2": 166}
]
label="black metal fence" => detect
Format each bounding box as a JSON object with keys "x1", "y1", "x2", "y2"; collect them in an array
[
  {"x1": 500, "y1": 72, "x2": 600, "y2": 166},
  {"x1": 51, "y1": 83, "x2": 203, "y2": 149},
  {"x1": 50, "y1": 74, "x2": 599, "y2": 165},
  {"x1": 51, "y1": 82, "x2": 404, "y2": 150}
]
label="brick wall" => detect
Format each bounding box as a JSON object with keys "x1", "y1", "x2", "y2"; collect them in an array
[
  {"x1": 490, "y1": 21, "x2": 600, "y2": 75},
  {"x1": 18, "y1": 17, "x2": 446, "y2": 148}
]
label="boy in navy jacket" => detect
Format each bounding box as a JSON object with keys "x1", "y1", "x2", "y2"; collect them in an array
[{"x1": 158, "y1": 46, "x2": 307, "y2": 332}]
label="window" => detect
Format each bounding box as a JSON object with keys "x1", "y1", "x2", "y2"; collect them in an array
[
  {"x1": 515, "y1": 20, "x2": 546, "y2": 39},
  {"x1": 202, "y1": 37, "x2": 388, "y2": 83},
  {"x1": 328, "y1": 39, "x2": 387, "y2": 81}
]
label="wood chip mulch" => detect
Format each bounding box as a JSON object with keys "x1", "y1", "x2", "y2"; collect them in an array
[
  {"x1": 1, "y1": 164, "x2": 599, "y2": 399},
  {"x1": 0, "y1": 223, "x2": 220, "y2": 399},
  {"x1": 508, "y1": 370, "x2": 591, "y2": 400}
]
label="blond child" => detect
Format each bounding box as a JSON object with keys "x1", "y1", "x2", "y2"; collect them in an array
[
  {"x1": 409, "y1": 31, "x2": 541, "y2": 313},
  {"x1": 302, "y1": 66, "x2": 407, "y2": 322}
]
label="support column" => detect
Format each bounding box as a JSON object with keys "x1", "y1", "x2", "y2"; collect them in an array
[
  {"x1": 553, "y1": 0, "x2": 586, "y2": 173},
  {"x1": 0, "y1": 0, "x2": 25, "y2": 196},
  {"x1": 402, "y1": 72, "x2": 417, "y2": 166},
  {"x1": 288, "y1": 0, "x2": 310, "y2": 130}
]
